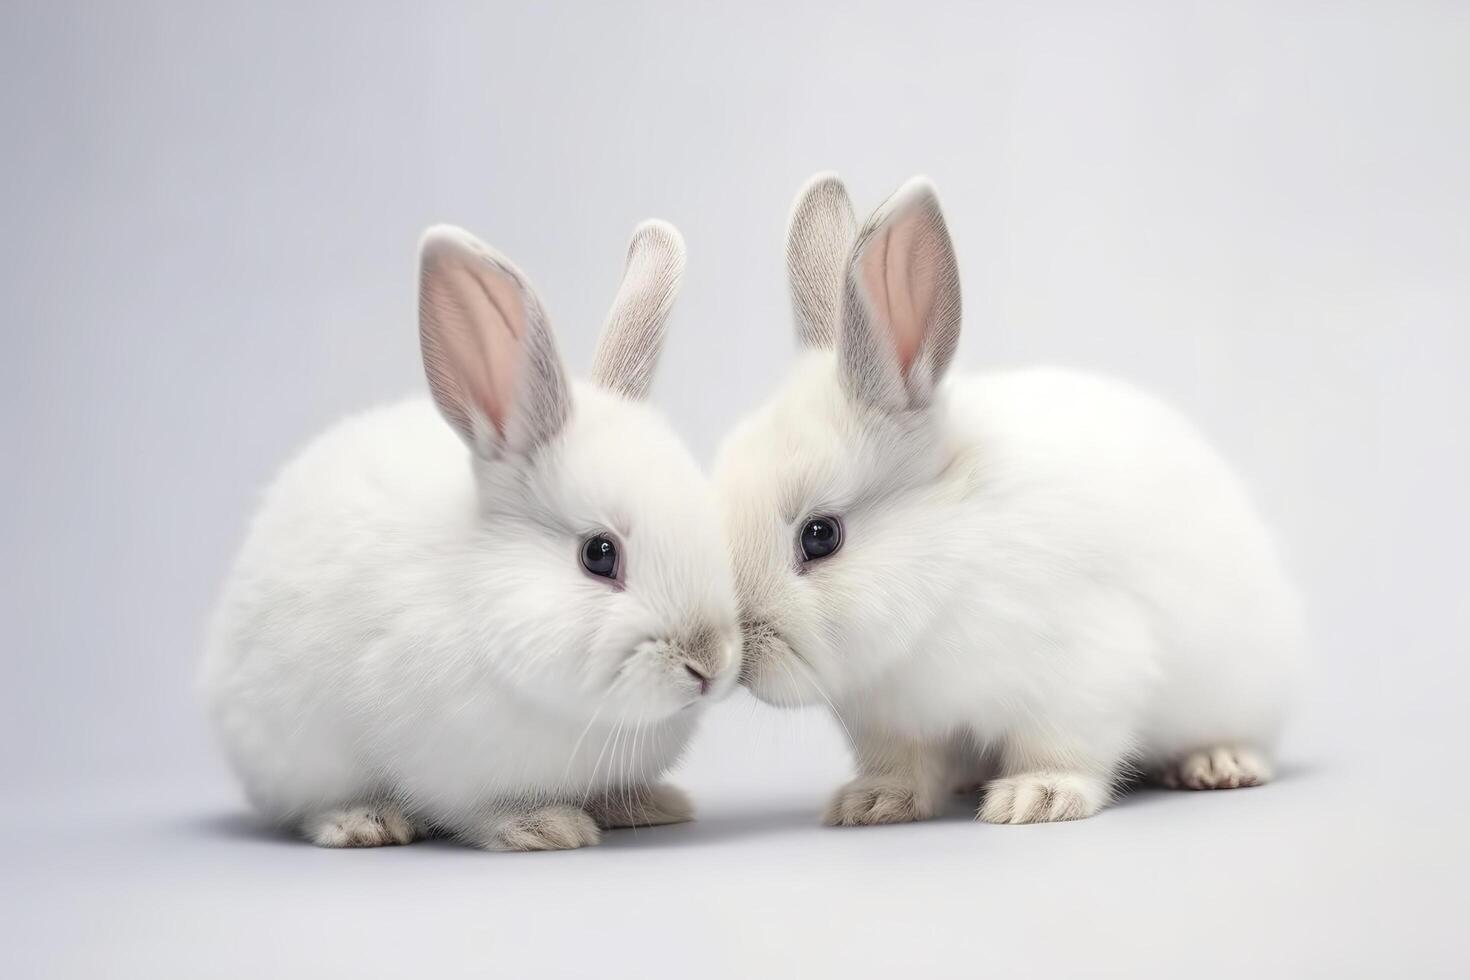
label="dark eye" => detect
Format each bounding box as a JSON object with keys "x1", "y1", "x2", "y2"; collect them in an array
[
  {"x1": 799, "y1": 516, "x2": 843, "y2": 562},
  {"x1": 580, "y1": 534, "x2": 619, "y2": 580}
]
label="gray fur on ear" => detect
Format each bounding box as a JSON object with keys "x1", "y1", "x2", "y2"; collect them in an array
[
  {"x1": 839, "y1": 176, "x2": 962, "y2": 413},
  {"x1": 590, "y1": 219, "x2": 686, "y2": 401},
  {"x1": 418, "y1": 225, "x2": 571, "y2": 458},
  {"x1": 787, "y1": 173, "x2": 857, "y2": 350}
]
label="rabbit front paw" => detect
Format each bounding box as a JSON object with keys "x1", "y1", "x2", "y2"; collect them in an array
[
  {"x1": 487, "y1": 806, "x2": 602, "y2": 851},
  {"x1": 1160, "y1": 747, "x2": 1272, "y2": 790},
  {"x1": 305, "y1": 804, "x2": 419, "y2": 848},
  {"x1": 978, "y1": 772, "x2": 1107, "y2": 825},
  {"x1": 587, "y1": 783, "x2": 694, "y2": 829},
  {"x1": 824, "y1": 776, "x2": 936, "y2": 827}
]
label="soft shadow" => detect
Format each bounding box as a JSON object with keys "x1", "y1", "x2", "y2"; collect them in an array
[
  {"x1": 598, "y1": 803, "x2": 821, "y2": 850},
  {"x1": 185, "y1": 802, "x2": 832, "y2": 853},
  {"x1": 601, "y1": 789, "x2": 985, "y2": 850},
  {"x1": 182, "y1": 764, "x2": 1325, "y2": 851},
  {"x1": 188, "y1": 811, "x2": 300, "y2": 846},
  {"x1": 1111, "y1": 758, "x2": 1326, "y2": 811}
]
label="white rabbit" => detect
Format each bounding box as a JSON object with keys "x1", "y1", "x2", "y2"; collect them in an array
[
  {"x1": 715, "y1": 174, "x2": 1304, "y2": 826},
  {"x1": 203, "y1": 219, "x2": 739, "y2": 850}
]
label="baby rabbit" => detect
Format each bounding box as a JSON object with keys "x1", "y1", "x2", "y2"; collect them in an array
[
  {"x1": 716, "y1": 174, "x2": 1303, "y2": 826},
  {"x1": 204, "y1": 219, "x2": 739, "y2": 850}
]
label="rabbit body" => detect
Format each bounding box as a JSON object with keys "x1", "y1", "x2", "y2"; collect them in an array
[
  {"x1": 719, "y1": 176, "x2": 1302, "y2": 825},
  {"x1": 205, "y1": 222, "x2": 737, "y2": 849}
]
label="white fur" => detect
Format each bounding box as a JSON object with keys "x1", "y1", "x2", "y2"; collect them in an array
[
  {"x1": 204, "y1": 225, "x2": 738, "y2": 851},
  {"x1": 717, "y1": 176, "x2": 1303, "y2": 826}
]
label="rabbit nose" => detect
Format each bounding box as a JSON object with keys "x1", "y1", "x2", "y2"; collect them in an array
[
  {"x1": 673, "y1": 622, "x2": 736, "y2": 684},
  {"x1": 683, "y1": 662, "x2": 712, "y2": 696}
]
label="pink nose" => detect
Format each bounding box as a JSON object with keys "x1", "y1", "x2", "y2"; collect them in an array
[{"x1": 684, "y1": 662, "x2": 712, "y2": 696}]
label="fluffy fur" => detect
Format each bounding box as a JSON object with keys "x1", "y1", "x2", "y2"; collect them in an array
[
  {"x1": 716, "y1": 174, "x2": 1303, "y2": 826},
  {"x1": 204, "y1": 220, "x2": 738, "y2": 850}
]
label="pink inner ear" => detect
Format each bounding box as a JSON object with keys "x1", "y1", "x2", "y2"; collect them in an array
[
  {"x1": 421, "y1": 244, "x2": 526, "y2": 438},
  {"x1": 861, "y1": 211, "x2": 938, "y2": 375}
]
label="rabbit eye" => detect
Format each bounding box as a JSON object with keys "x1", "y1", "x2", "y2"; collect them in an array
[
  {"x1": 799, "y1": 516, "x2": 843, "y2": 562},
  {"x1": 581, "y1": 534, "x2": 620, "y2": 580}
]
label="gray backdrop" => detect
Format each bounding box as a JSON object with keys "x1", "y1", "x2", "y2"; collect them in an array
[{"x1": 3, "y1": 2, "x2": 1466, "y2": 977}]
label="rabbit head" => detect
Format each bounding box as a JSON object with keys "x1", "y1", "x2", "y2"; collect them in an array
[
  {"x1": 420, "y1": 220, "x2": 740, "y2": 722},
  {"x1": 714, "y1": 175, "x2": 962, "y2": 707}
]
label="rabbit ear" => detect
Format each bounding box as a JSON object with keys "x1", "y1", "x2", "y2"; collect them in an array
[
  {"x1": 838, "y1": 176, "x2": 961, "y2": 412},
  {"x1": 787, "y1": 172, "x2": 856, "y2": 350},
  {"x1": 590, "y1": 220, "x2": 686, "y2": 401},
  {"x1": 418, "y1": 225, "x2": 571, "y2": 457}
]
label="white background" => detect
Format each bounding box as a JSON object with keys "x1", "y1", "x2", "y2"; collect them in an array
[{"x1": 3, "y1": 2, "x2": 1466, "y2": 977}]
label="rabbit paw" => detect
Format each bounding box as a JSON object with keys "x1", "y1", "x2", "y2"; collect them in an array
[
  {"x1": 978, "y1": 772, "x2": 1107, "y2": 825},
  {"x1": 588, "y1": 784, "x2": 694, "y2": 829},
  {"x1": 1160, "y1": 747, "x2": 1272, "y2": 790},
  {"x1": 305, "y1": 804, "x2": 418, "y2": 847},
  {"x1": 489, "y1": 806, "x2": 602, "y2": 851},
  {"x1": 824, "y1": 776, "x2": 935, "y2": 827}
]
